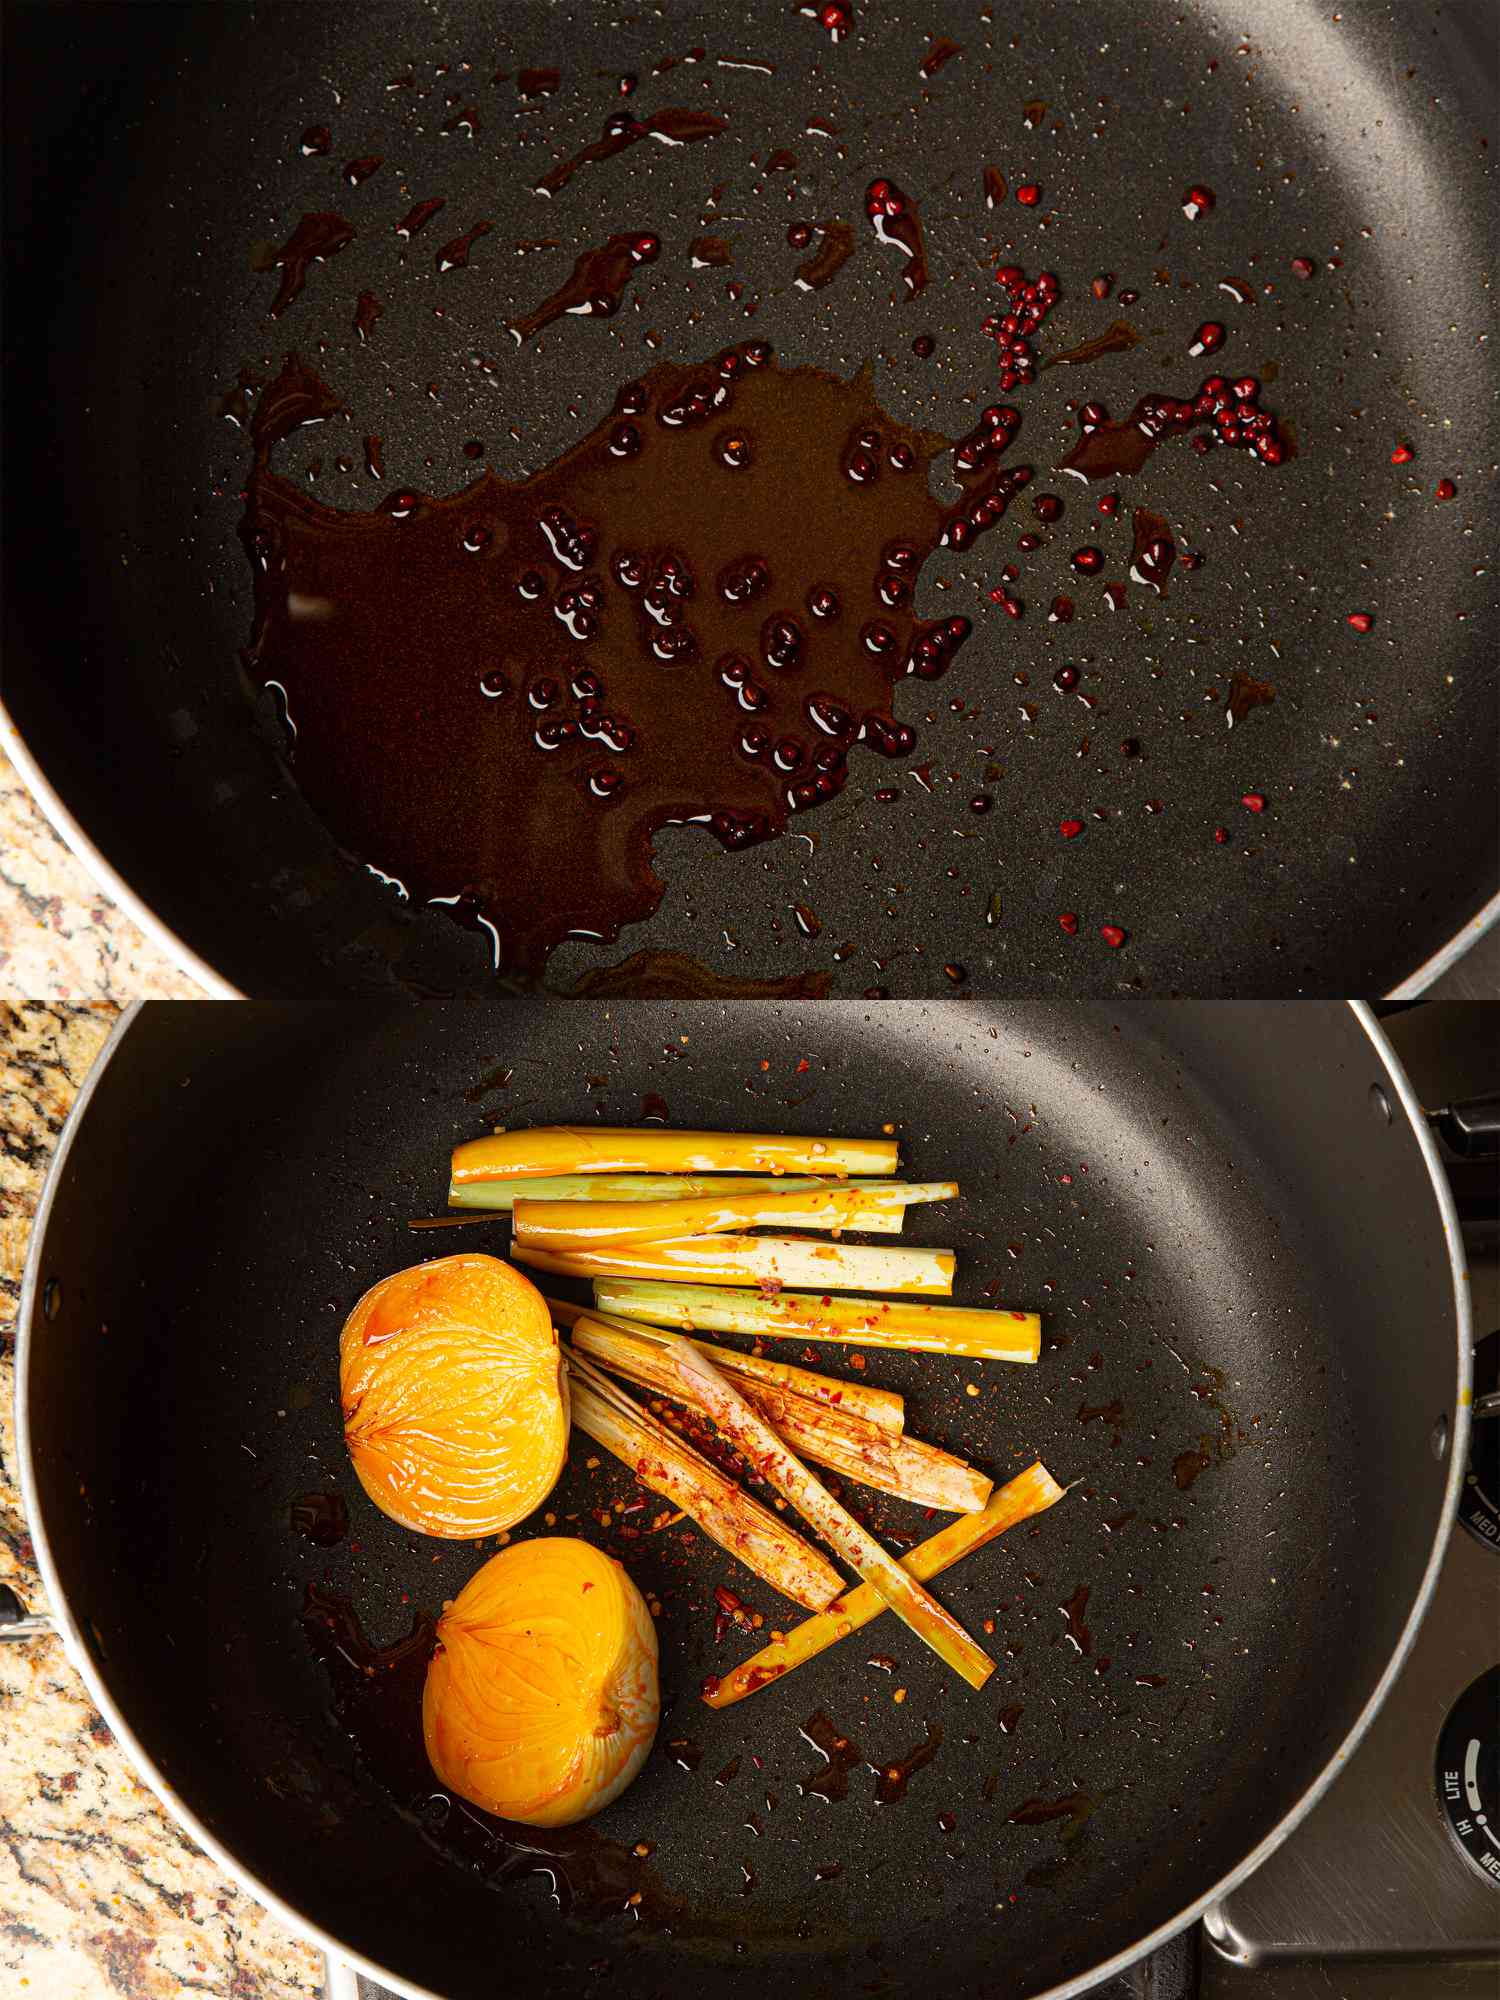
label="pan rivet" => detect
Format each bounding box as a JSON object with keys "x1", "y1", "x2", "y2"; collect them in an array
[
  {"x1": 1367, "y1": 1083, "x2": 1393, "y2": 1125},
  {"x1": 1430, "y1": 1414, "x2": 1449, "y2": 1461},
  {"x1": 42, "y1": 1278, "x2": 62, "y2": 1322}
]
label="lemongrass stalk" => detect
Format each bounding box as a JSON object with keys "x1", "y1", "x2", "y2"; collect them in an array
[
  {"x1": 513, "y1": 1180, "x2": 956, "y2": 1248},
  {"x1": 703, "y1": 1461, "x2": 1066, "y2": 1708},
  {"x1": 564, "y1": 1352, "x2": 843, "y2": 1612},
  {"x1": 571, "y1": 1312, "x2": 987, "y2": 1514},
  {"x1": 594, "y1": 1281, "x2": 1039, "y2": 1362},
  {"x1": 692, "y1": 1339, "x2": 903, "y2": 1432},
  {"x1": 452, "y1": 1128, "x2": 899, "y2": 1185},
  {"x1": 618, "y1": 1326, "x2": 995, "y2": 1689},
  {"x1": 514, "y1": 1235, "x2": 954, "y2": 1295},
  {"x1": 450, "y1": 1173, "x2": 868, "y2": 1213},
  {"x1": 548, "y1": 1300, "x2": 904, "y2": 1432}
]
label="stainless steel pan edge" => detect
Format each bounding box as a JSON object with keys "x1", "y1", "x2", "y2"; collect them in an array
[{"x1": 12, "y1": 1000, "x2": 1474, "y2": 2000}]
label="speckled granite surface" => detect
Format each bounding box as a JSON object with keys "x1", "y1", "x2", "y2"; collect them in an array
[
  {"x1": 0, "y1": 1004, "x2": 323, "y2": 1999},
  {"x1": 0, "y1": 751, "x2": 203, "y2": 1002}
]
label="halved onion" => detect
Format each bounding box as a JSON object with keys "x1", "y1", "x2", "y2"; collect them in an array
[
  {"x1": 423, "y1": 1538, "x2": 659, "y2": 1826},
  {"x1": 340, "y1": 1254, "x2": 567, "y2": 1538}
]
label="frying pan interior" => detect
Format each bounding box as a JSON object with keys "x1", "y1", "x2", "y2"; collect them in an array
[
  {"x1": 23, "y1": 1001, "x2": 1459, "y2": 1999},
  {"x1": 3, "y1": 1, "x2": 1497, "y2": 997}
]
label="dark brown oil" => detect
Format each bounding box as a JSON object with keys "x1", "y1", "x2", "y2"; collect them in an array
[{"x1": 240, "y1": 344, "x2": 975, "y2": 977}]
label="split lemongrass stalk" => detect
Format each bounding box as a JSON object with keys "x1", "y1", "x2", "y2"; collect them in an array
[
  {"x1": 570, "y1": 1311, "x2": 988, "y2": 1514},
  {"x1": 619, "y1": 1325, "x2": 995, "y2": 1689},
  {"x1": 548, "y1": 1300, "x2": 904, "y2": 1433},
  {"x1": 450, "y1": 1173, "x2": 887, "y2": 1213},
  {"x1": 564, "y1": 1351, "x2": 843, "y2": 1612},
  {"x1": 594, "y1": 1281, "x2": 1040, "y2": 1362},
  {"x1": 452, "y1": 1128, "x2": 899, "y2": 1186},
  {"x1": 703, "y1": 1460, "x2": 1066, "y2": 1708},
  {"x1": 514, "y1": 1235, "x2": 954, "y2": 1295},
  {"x1": 512, "y1": 1180, "x2": 956, "y2": 1248}
]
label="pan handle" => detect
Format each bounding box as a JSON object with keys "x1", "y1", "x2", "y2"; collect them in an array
[
  {"x1": 0, "y1": 1582, "x2": 56, "y2": 1641},
  {"x1": 1429, "y1": 1091, "x2": 1500, "y2": 1158}
]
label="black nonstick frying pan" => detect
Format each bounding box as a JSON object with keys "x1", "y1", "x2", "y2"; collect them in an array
[
  {"x1": 3, "y1": 1, "x2": 1497, "y2": 999},
  {"x1": 14, "y1": 1000, "x2": 1470, "y2": 1997}
]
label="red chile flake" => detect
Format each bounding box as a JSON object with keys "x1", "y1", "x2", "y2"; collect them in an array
[
  {"x1": 1097, "y1": 494, "x2": 1120, "y2": 517},
  {"x1": 1181, "y1": 185, "x2": 1215, "y2": 219},
  {"x1": 1100, "y1": 924, "x2": 1128, "y2": 948},
  {"x1": 1241, "y1": 791, "x2": 1266, "y2": 813},
  {"x1": 913, "y1": 333, "x2": 936, "y2": 357},
  {"x1": 1059, "y1": 818, "x2": 1084, "y2": 839},
  {"x1": 1071, "y1": 546, "x2": 1103, "y2": 573},
  {"x1": 1436, "y1": 478, "x2": 1456, "y2": 501},
  {"x1": 1290, "y1": 256, "x2": 1315, "y2": 279},
  {"x1": 1015, "y1": 182, "x2": 1041, "y2": 206},
  {"x1": 810, "y1": 0, "x2": 854, "y2": 40},
  {"x1": 1214, "y1": 826, "x2": 1229, "y2": 844},
  {"x1": 1347, "y1": 612, "x2": 1374, "y2": 633},
  {"x1": 1049, "y1": 595, "x2": 1075, "y2": 623},
  {"x1": 1390, "y1": 443, "x2": 1414, "y2": 465},
  {"x1": 1091, "y1": 274, "x2": 1113, "y2": 300},
  {"x1": 1058, "y1": 911, "x2": 1080, "y2": 935}
]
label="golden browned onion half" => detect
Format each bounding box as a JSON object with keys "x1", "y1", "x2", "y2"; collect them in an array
[
  {"x1": 340, "y1": 1254, "x2": 568, "y2": 1538},
  {"x1": 423, "y1": 1538, "x2": 659, "y2": 1827}
]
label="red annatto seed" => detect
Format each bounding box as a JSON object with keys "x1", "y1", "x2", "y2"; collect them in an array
[
  {"x1": 1100, "y1": 924, "x2": 1127, "y2": 948},
  {"x1": 1436, "y1": 478, "x2": 1456, "y2": 501},
  {"x1": 1060, "y1": 818, "x2": 1084, "y2": 839},
  {"x1": 1241, "y1": 792, "x2": 1266, "y2": 813},
  {"x1": 1059, "y1": 912, "x2": 1079, "y2": 935},
  {"x1": 1347, "y1": 612, "x2": 1374, "y2": 633},
  {"x1": 1015, "y1": 183, "x2": 1041, "y2": 206},
  {"x1": 1290, "y1": 256, "x2": 1315, "y2": 279},
  {"x1": 1390, "y1": 443, "x2": 1414, "y2": 465}
]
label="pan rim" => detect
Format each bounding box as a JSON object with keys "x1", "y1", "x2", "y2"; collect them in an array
[
  {"x1": 13, "y1": 998, "x2": 1474, "y2": 2000},
  {"x1": 4, "y1": 701, "x2": 1496, "y2": 1000},
  {"x1": 0, "y1": 703, "x2": 240, "y2": 1000}
]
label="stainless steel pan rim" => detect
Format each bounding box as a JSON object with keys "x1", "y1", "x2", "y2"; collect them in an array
[
  {"x1": 0, "y1": 705, "x2": 239, "y2": 1000},
  {"x1": 5, "y1": 701, "x2": 1496, "y2": 1001},
  {"x1": 13, "y1": 999, "x2": 1474, "y2": 2000}
]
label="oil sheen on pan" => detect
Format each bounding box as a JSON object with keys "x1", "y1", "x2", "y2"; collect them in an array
[{"x1": 241, "y1": 344, "x2": 989, "y2": 977}]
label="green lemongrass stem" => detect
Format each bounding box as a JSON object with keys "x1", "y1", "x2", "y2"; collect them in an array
[
  {"x1": 450, "y1": 1173, "x2": 885, "y2": 1213},
  {"x1": 514, "y1": 1235, "x2": 954, "y2": 1295},
  {"x1": 512, "y1": 1181, "x2": 958, "y2": 1248},
  {"x1": 548, "y1": 1299, "x2": 904, "y2": 1433},
  {"x1": 571, "y1": 1312, "x2": 990, "y2": 1515},
  {"x1": 452, "y1": 1128, "x2": 899, "y2": 1185},
  {"x1": 618, "y1": 1325, "x2": 995, "y2": 1690},
  {"x1": 702, "y1": 1460, "x2": 1066, "y2": 1708},
  {"x1": 564, "y1": 1352, "x2": 843, "y2": 1612},
  {"x1": 593, "y1": 1281, "x2": 1040, "y2": 1362}
]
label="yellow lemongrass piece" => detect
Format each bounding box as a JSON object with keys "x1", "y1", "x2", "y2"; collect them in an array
[
  {"x1": 547, "y1": 1299, "x2": 904, "y2": 1432},
  {"x1": 514, "y1": 1235, "x2": 954, "y2": 1295},
  {"x1": 450, "y1": 1173, "x2": 880, "y2": 1213},
  {"x1": 565, "y1": 1352, "x2": 843, "y2": 1611},
  {"x1": 703, "y1": 1462, "x2": 1066, "y2": 1708},
  {"x1": 571, "y1": 1312, "x2": 987, "y2": 1514},
  {"x1": 621, "y1": 1327, "x2": 994, "y2": 1689},
  {"x1": 423, "y1": 1538, "x2": 658, "y2": 1826},
  {"x1": 453, "y1": 1128, "x2": 899, "y2": 1185},
  {"x1": 594, "y1": 1281, "x2": 1039, "y2": 1362},
  {"x1": 339, "y1": 1254, "x2": 568, "y2": 1539},
  {"x1": 513, "y1": 1180, "x2": 956, "y2": 1246}
]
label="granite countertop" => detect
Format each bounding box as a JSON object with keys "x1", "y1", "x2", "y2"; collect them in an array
[
  {"x1": 0, "y1": 750, "x2": 202, "y2": 1003},
  {"x1": 0, "y1": 1004, "x2": 322, "y2": 2000}
]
